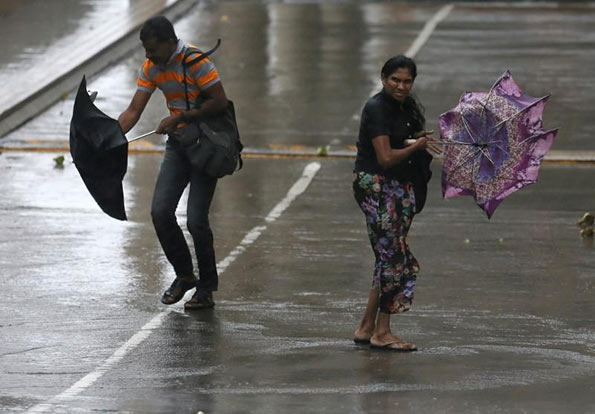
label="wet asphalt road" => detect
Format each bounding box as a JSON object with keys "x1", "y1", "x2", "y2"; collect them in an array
[
  {"x1": 1, "y1": 154, "x2": 594, "y2": 413},
  {"x1": 1, "y1": 1, "x2": 595, "y2": 413}
]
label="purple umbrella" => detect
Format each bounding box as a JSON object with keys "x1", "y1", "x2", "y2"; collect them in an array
[{"x1": 439, "y1": 70, "x2": 558, "y2": 218}]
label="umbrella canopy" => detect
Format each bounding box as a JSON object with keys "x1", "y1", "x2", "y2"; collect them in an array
[
  {"x1": 439, "y1": 70, "x2": 558, "y2": 218},
  {"x1": 69, "y1": 76, "x2": 128, "y2": 220}
]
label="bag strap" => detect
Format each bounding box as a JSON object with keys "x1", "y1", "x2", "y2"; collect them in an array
[
  {"x1": 181, "y1": 39, "x2": 221, "y2": 110},
  {"x1": 226, "y1": 100, "x2": 243, "y2": 171}
]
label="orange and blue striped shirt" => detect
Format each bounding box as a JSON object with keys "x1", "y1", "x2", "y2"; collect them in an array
[{"x1": 137, "y1": 40, "x2": 220, "y2": 116}]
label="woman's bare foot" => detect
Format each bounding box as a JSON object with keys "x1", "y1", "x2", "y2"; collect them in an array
[
  {"x1": 370, "y1": 334, "x2": 417, "y2": 351},
  {"x1": 353, "y1": 327, "x2": 374, "y2": 343}
]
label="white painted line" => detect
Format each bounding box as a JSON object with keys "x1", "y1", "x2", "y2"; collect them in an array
[
  {"x1": 265, "y1": 162, "x2": 321, "y2": 223},
  {"x1": 25, "y1": 162, "x2": 322, "y2": 413},
  {"x1": 216, "y1": 225, "x2": 267, "y2": 274},
  {"x1": 362, "y1": 4, "x2": 454, "y2": 100},
  {"x1": 218, "y1": 162, "x2": 321, "y2": 272},
  {"x1": 340, "y1": 4, "x2": 454, "y2": 151},
  {"x1": 406, "y1": 4, "x2": 454, "y2": 59},
  {"x1": 24, "y1": 312, "x2": 168, "y2": 413}
]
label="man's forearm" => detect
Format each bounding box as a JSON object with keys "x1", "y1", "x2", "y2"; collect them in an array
[
  {"x1": 181, "y1": 97, "x2": 227, "y2": 122},
  {"x1": 118, "y1": 90, "x2": 151, "y2": 133},
  {"x1": 118, "y1": 110, "x2": 140, "y2": 134}
]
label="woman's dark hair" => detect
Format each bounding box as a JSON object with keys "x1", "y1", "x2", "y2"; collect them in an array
[
  {"x1": 381, "y1": 55, "x2": 417, "y2": 80},
  {"x1": 381, "y1": 55, "x2": 425, "y2": 129},
  {"x1": 140, "y1": 16, "x2": 178, "y2": 43}
]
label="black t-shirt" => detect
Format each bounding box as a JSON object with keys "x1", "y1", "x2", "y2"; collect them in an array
[{"x1": 354, "y1": 91, "x2": 421, "y2": 180}]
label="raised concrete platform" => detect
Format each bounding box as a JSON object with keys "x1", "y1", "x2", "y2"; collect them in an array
[{"x1": 0, "y1": 0, "x2": 196, "y2": 138}]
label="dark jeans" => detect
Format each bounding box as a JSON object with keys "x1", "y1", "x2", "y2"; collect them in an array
[{"x1": 151, "y1": 140, "x2": 218, "y2": 292}]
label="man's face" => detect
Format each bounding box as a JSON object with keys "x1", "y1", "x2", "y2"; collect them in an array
[
  {"x1": 382, "y1": 67, "x2": 414, "y2": 103},
  {"x1": 142, "y1": 37, "x2": 175, "y2": 66}
]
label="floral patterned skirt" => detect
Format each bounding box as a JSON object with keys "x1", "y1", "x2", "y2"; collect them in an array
[{"x1": 353, "y1": 171, "x2": 419, "y2": 314}]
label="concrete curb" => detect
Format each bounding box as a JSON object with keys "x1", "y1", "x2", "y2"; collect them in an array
[{"x1": 0, "y1": 0, "x2": 197, "y2": 138}]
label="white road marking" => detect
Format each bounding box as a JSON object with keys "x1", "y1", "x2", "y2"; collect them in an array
[
  {"x1": 218, "y1": 161, "x2": 321, "y2": 273},
  {"x1": 25, "y1": 162, "x2": 322, "y2": 413},
  {"x1": 406, "y1": 4, "x2": 454, "y2": 59},
  {"x1": 265, "y1": 162, "x2": 321, "y2": 223},
  {"x1": 344, "y1": 3, "x2": 454, "y2": 146},
  {"x1": 363, "y1": 3, "x2": 454, "y2": 99}
]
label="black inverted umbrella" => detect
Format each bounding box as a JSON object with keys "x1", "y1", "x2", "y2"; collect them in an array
[{"x1": 70, "y1": 76, "x2": 128, "y2": 220}]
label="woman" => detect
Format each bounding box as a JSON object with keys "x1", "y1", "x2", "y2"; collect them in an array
[{"x1": 352, "y1": 55, "x2": 440, "y2": 351}]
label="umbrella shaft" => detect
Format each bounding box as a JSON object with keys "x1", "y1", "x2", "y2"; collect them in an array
[
  {"x1": 442, "y1": 140, "x2": 497, "y2": 147},
  {"x1": 404, "y1": 139, "x2": 492, "y2": 147},
  {"x1": 128, "y1": 130, "x2": 157, "y2": 142}
]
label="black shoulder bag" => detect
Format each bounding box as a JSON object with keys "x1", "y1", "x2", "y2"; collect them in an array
[{"x1": 171, "y1": 41, "x2": 244, "y2": 178}]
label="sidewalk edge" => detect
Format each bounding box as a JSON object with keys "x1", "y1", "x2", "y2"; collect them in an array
[{"x1": 0, "y1": 0, "x2": 197, "y2": 138}]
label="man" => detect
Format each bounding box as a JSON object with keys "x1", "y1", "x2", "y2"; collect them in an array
[{"x1": 119, "y1": 15, "x2": 228, "y2": 309}]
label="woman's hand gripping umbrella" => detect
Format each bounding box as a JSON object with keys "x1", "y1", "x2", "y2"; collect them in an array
[{"x1": 405, "y1": 129, "x2": 443, "y2": 157}]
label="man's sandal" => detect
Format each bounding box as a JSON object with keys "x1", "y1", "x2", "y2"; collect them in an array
[
  {"x1": 184, "y1": 290, "x2": 215, "y2": 310},
  {"x1": 161, "y1": 277, "x2": 197, "y2": 305}
]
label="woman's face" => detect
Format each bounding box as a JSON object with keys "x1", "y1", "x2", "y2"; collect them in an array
[{"x1": 382, "y1": 67, "x2": 414, "y2": 103}]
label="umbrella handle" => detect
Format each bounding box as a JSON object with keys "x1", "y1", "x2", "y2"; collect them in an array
[
  {"x1": 405, "y1": 139, "x2": 480, "y2": 147},
  {"x1": 405, "y1": 138, "x2": 448, "y2": 146},
  {"x1": 128, "y1": 130, "x2": 157, "y2": 143}
]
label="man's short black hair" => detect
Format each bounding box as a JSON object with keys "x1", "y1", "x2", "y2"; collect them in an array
[{"x1": 140, "y1": 15, "x2": 177, "y2": 43}]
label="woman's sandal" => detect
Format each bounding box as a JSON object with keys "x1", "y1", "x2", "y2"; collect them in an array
[{"x1": 370, "y1": 340, "x2": 417, "y2": 352}]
